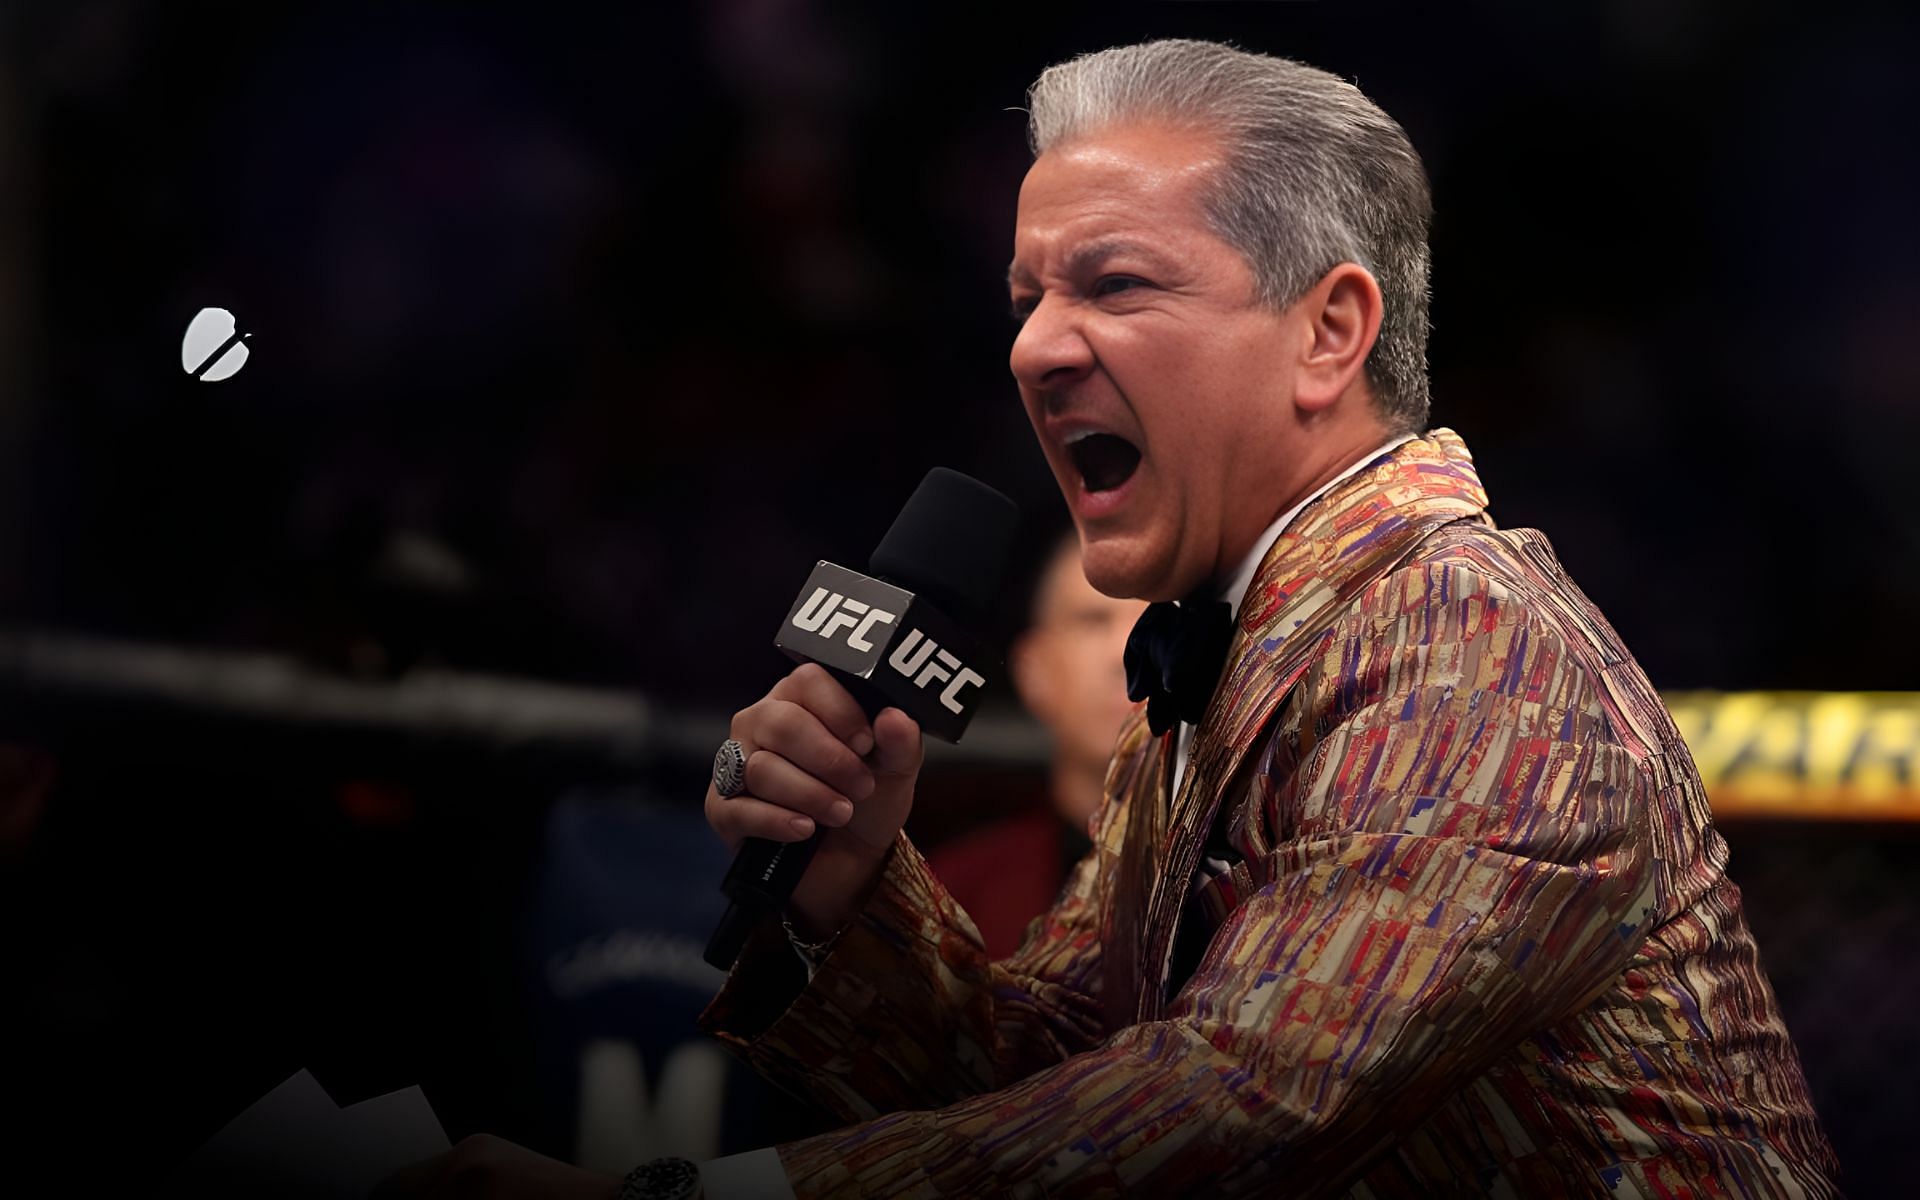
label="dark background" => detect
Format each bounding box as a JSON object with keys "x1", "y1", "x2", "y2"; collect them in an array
[{"x1": 0, "y1": 0, "x2": 1914, "y2": 1194}]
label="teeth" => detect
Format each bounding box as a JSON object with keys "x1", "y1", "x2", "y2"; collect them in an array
[{"x1": 1064, "y1": 430, "x2": 1100, "y2": 446}]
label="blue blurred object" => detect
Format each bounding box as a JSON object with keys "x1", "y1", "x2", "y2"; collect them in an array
[{"x1": 522, "y1": 788, "x2": 824, "y2": 1167}]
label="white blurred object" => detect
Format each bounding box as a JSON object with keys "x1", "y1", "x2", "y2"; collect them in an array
[
  {"x1": 178, "y1": 1068, "x2": 450, "y2": 1197},
  {"x1": 574, "y1": 1038, "x2": 729, "y2": 1173}
]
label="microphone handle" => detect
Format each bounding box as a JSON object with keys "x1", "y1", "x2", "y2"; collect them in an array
[
  {"x1": 702, "y1": 674, "x2": 887, "y2": 971},
  {"x1": 703, "y1": 833, "x2": 822, "y2": 969}
]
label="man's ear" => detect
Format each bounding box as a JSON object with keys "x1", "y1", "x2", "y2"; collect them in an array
[{"x1": 1294, "y1": 262, "x2": 1384, "y2": 414}]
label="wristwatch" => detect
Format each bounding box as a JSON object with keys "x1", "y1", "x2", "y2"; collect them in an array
[{"x1": 619, "y1": 1157, "x2": 702, "y2": 1200}]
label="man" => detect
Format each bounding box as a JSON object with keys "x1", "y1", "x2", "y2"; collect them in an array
[
  {"x1": 388, "y1": 38, "x2": 1839, "y2": 1198},
  {"x1": 925, "y1": 533, "x2": 1144, "y2": 957}
]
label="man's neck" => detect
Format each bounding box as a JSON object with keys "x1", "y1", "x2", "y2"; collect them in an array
[
  {"x1": 1206, "y1": 425, "x2": 1413, "y2": 617},
  {"x1": 1215, "y1": 422, "x2": 1397, "y2": 589}
]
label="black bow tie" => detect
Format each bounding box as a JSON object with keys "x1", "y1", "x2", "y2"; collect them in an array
[{"x1": 1124, "y1": 589, "x2": 1235, "y2": 737}]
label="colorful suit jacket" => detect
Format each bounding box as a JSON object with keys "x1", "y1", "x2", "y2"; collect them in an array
[{"x1": 701, "y1": 429, "x2": 1841, "y2": 1197}]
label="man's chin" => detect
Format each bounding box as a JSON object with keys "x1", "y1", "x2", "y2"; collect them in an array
[{"x1": 1080, "y1": 539, "x2": 1177, "y2": 603}]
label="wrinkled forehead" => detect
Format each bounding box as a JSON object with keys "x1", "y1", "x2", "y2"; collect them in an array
[{"x1": 1009, "y1": 124, "x2": 1227, "y2": 276}]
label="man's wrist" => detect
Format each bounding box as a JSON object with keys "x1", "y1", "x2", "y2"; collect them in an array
[
  {"x1": 782, "y1": 910, "x2": 843, "y2": 966},
  {"x1": 787, "y1": 833, "x2": 896, "y2": 939},
  {"x1": 783, "y1": 903, "x2": 854, "y2": 945}
]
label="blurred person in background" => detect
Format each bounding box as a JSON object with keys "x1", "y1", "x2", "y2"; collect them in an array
[{"x1": 926, "y1": 532, "x2": 1143, "y2": 957}]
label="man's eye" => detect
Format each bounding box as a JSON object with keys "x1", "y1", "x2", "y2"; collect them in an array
[
  {"x1": 1010, "y1": 296, "x2": 1038, "y2": 325},
  {"x1": 1093, "y1": 275, "x2": 1148, "y2": 297}
]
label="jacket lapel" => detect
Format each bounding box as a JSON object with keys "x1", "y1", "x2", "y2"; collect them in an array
[{"x1": 1130, "y1": 428, "x2": 1493, "y2": 1019}]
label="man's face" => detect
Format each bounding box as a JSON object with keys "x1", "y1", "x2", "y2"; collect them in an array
[{"x1": 1009, "y1": 121, "x2": 1304, "y2": 602}]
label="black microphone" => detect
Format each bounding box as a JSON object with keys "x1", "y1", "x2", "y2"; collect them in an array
[{"x1": 703, "y1": 468, "x2": 1020, "y2": 970}]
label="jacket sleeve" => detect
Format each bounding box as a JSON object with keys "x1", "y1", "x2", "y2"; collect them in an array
[
  {"x1": 743, "y1": 560, "x2": 1662, "y2": 1198},
  {"x1": 698, "y1": 776, "x2": 1135, "y2": 1120}
]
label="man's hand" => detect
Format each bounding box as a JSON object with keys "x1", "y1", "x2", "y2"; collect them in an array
[
  {"x1": 372, "y1": 1135, "x2": 617, "y2": 1199},
  {"x1": 705, "y1": 663, "x2": 924, "y2": 939}
]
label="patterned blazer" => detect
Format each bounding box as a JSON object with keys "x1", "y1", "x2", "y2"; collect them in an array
[{"x1": 702, "y1": 430, "x2": 1841, "y2": 1197}]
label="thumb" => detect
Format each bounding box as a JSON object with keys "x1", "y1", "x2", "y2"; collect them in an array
[{"x1": 869, "y1": 707, "x2": 923, "y2": 778}]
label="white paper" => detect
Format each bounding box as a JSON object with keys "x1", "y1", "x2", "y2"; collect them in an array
[
  {"x1": 334, "y1": 1085, "x2": 453, "y2": 1193},
  {"x1": 177, "y1": 1069, "x2": 451, "y2": 1198},
  {"x1": 701, "y1": 1147, "x2": 797, "y2": 1200}
]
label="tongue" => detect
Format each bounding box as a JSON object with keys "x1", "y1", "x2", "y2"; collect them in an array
[{"x1": 1069, "y1": 434, "x2": 1142, "y2": 493}]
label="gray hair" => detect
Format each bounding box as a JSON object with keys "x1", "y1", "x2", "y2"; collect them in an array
[{"x1": 1026, "y1": 39, "x2": 1432, "y2": 432}]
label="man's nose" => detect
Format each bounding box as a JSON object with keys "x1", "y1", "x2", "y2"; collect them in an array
[{"x1": 1009, "y1": 295, "x2": 1095, "y2": 391}]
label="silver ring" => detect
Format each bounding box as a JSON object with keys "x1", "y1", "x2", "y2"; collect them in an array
[{"x1": 712, "y1": 738, "x2": 749, "y2": 797}]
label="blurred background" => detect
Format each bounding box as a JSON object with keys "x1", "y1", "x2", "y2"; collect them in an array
[{"x1": 1, "y1": 0, "x2": 1915, "y2": 1192}]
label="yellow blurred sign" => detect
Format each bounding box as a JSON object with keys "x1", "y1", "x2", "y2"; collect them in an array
[{"x1": 1666, "y1": 692, "x2": 1920, "y2": 820}]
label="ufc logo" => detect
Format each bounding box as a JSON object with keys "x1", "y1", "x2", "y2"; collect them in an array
[
  {"x1": 887, "y1": 629, "x2": 985, "y2": 715},
  {"x1": 779, "y1": 567, "x2": 989, "y2": 728},
  {"x1": 790, "y1": 587, "x2": 897, "y2": 651}
]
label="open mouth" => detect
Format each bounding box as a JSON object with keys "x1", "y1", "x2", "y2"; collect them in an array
[{"x1": 1065, "y1": 432, "x2": 1142, "y2": 494}]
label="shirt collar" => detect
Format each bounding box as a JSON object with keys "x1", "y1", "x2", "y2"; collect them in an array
[{"x1": 1211, "y1": 433, "x2": 1418, "y2": 622}]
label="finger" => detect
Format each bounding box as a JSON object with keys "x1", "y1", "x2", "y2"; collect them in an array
[
  {"x1": 371, "y1": 1152, "x2": 448, "y2": 1199},
  {"x1": 770, "y1": 663, "x2": 875, "y2": 757},
  {"x1": 747, "y1": 698, "x2": 875, "y2": 802},
  {"x1": 870, "y1": 707, "x2": 924, "y2": 778},
  {"x1": 745, "y1": 750, "x2": 856, "y2": 828},
  {"x1": 710, "y1": 791, "x2": 823, "y2": 845}
]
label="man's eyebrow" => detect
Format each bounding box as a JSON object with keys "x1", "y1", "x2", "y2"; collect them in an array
[{"x1": 1007, "y1": 238, "x2": 1171, "y2": 289}]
